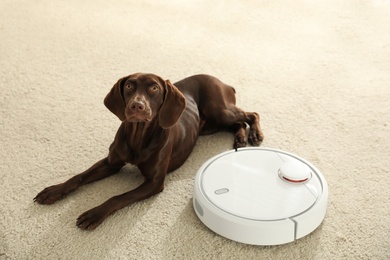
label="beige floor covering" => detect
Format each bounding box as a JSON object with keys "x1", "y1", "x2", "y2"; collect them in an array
[{"x1": 1, "y1": 0, "x2": 389, "y2": 259}]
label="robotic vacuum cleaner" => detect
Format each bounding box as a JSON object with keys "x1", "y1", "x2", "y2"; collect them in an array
[{"x1": 193, "y1": 147, "x2": 328, "y2": 245}]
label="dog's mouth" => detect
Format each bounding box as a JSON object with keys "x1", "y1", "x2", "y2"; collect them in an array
[
  {"x1": 125, "y1": 111, "x2": 154, "y2": 123},
  {"x1": 126, "y1": 116, "x2": 153, "y2": 123}
]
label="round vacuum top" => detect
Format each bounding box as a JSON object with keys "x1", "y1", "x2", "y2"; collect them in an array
[{"x1": 198, "y1": 148, "x2": 323, "y2": 221}]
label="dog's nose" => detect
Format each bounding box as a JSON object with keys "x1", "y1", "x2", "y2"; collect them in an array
[{"x1": 129, "y1": 101, "x2": 145, "y2": 111}]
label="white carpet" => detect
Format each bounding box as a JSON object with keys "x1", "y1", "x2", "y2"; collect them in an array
[{"x1": 1, "y1": 0, "x2": 389, "y2": 259}]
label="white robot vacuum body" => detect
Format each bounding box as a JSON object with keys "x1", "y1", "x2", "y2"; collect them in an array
[{"x1": 193, "y1": 148, "x2": 328, "y2": 246}]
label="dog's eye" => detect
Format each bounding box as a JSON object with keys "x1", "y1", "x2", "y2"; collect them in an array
[
  {"x1": 125, "y1": 84, "x2": 133, "y2": 91},
  {"x1": 150, "y1": 85, "x2": 159, "y2": 93}
]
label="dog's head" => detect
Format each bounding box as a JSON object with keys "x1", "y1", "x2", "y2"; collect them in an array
[{"x1": 104, "y1": 73, "x2": 186, "y2": 129}]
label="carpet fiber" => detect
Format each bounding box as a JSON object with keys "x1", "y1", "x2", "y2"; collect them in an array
[{"x1": 1, "y1": 0, "x2": 389, "y2": 259}]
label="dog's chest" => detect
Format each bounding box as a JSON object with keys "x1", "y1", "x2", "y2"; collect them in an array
[{"x1": 124, "y1": 122, "x2": 167, "y2": 162}]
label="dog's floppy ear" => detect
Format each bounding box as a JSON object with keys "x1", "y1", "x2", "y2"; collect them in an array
[
  {"x1": 104, "y1": 76, "x2": 128, "y2": 121},
  {"x1": 159, "y1": 80, "x2": 186, "y2": 129}
]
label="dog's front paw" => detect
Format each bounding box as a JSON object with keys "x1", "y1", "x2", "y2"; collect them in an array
[
  {"x1": 77, "y1": 206, "x2": 109, "y2": 230},
  {"x1": 34, "y1": 184, "x2": 68, "y2": 205}
]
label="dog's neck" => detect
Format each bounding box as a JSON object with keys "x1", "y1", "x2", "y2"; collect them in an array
[{"x1": 123, "y1": 119, "x2": 168, "y2": 152}]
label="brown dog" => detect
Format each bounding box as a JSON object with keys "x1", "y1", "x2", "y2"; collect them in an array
[{"x1": 34, "y1": 73, "x2": 264, "y2": 230}]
